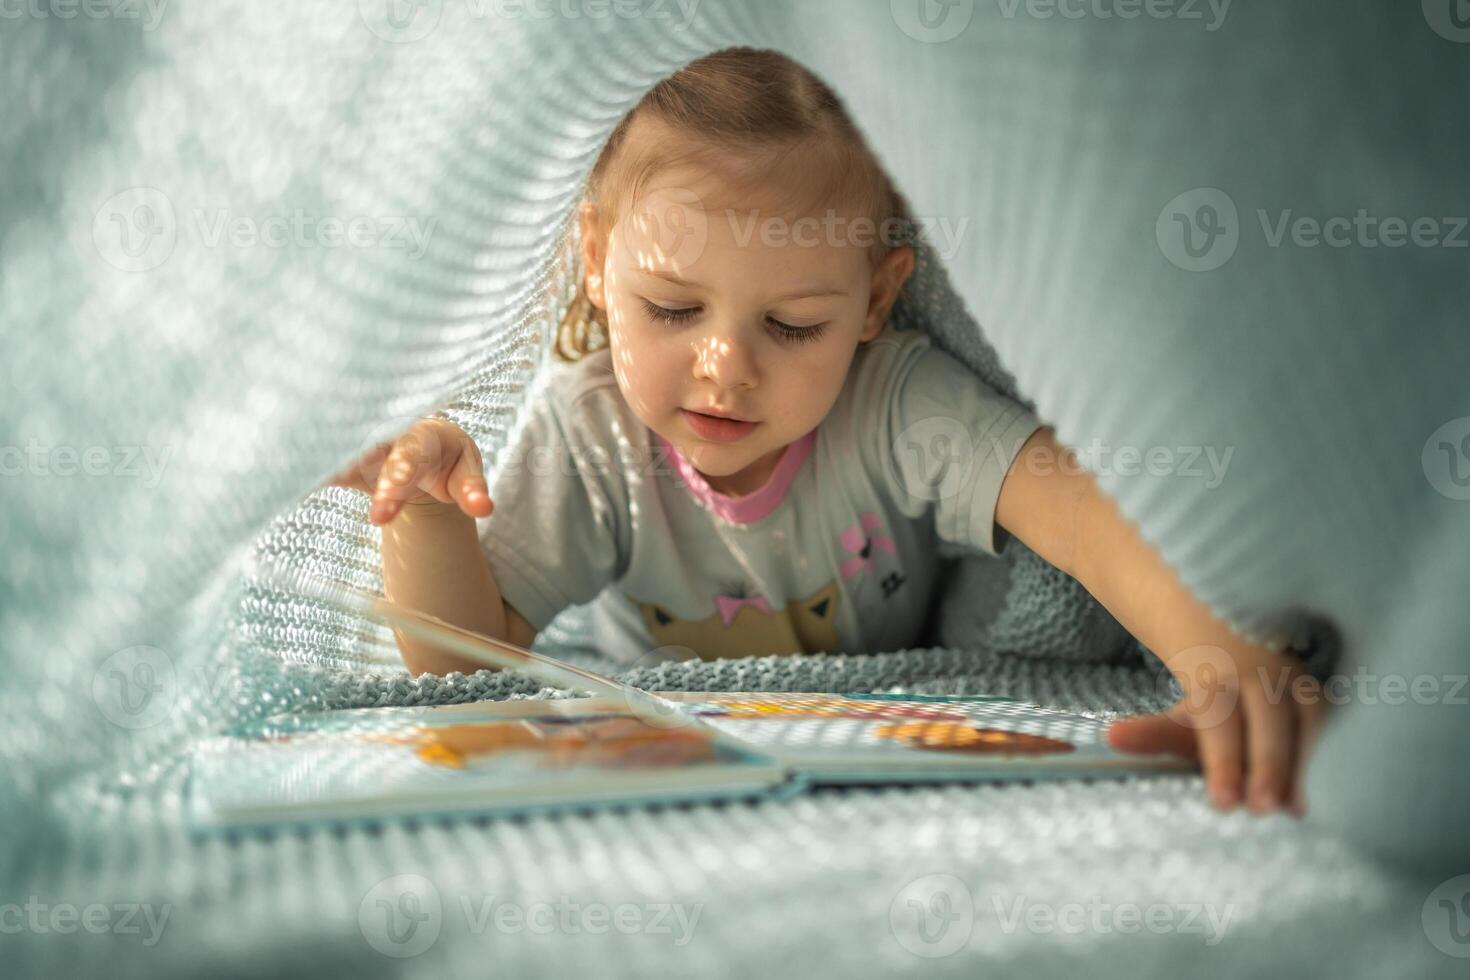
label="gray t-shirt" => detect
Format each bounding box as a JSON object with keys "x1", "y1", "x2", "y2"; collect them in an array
[{"x1": 477, "y1": 324, "x2": 1044, "y2": 665}]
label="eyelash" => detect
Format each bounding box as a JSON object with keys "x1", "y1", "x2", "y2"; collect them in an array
[{"x1": 640, "y1": 299, "x2": 828, "y2": 346}]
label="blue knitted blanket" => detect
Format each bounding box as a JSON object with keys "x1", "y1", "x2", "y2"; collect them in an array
[{"x1": 2, "y1": 2, "x2": 1467, "y2": 977}]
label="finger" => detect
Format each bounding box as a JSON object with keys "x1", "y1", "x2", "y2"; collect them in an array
[
  {"x1": 1242, "y1": 681, "x2": 1293, "y2": 814},
  {"x1": 1190, "y1": 700, "x2": 1244, "y2": 812},
  {"x1": 371, "y1": 440, "x2": 433, "y2": 525},
  {"x1": 1106, "y1": 712, "x2": 1199, "y2": 759},
  {"x1": 445, "y1": 441, "x2": 493, "y2": 518}
]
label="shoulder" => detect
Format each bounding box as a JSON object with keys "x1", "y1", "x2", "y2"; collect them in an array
[
  {"x1": 849, "y1": 324, "x2": 939, "y2": 400},
  {"x1": 829, "y1": 323, "x2": 931, "y2": 420},
  {"x1": 834, "y1": 325, "x2": 1041, "y2": 498},
  {"x1": 827, "y1": 325, "x2": 941, "y2": 464}
]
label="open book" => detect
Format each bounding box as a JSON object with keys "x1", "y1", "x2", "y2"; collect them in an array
[
  {"x1": 193, "y1": 569, "x2": 1195, "y2": 831},
  {"x1": 188, "y1": 691, "x2": 1197, "y2": 831}
]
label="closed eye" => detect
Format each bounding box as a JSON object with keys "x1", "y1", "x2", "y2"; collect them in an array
[{"x1": 639, "y1": 299, "x2": 828, "y2": 346}]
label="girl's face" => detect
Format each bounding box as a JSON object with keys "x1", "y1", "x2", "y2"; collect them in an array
[{"x1": 583, "y1": 167, "x2": 914, "y2": 497}]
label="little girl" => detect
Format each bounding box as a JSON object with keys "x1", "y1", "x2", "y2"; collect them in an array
[{"x1": 329, "y1": 48, "x2": 1325, "y2": 817}]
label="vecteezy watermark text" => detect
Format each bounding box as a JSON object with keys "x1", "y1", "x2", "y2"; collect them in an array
[
  {"x1": 723, "y1": 208, "x2": 965, "y2": 260},
  {"x1": 889, "y1": 874, "x2": 1235, "y2": 958},
  {"x1": 358, "y1": 875, "x2": 701, "y2": 958},
  {"x1": 991, "y1": 895, "x2": 1234, "y2": 946},
  {"x1": 0, "y1": 439, "x2": 172, "y2": 488},
  {"x1": 0, "y1": 898, "x2": 171, "y2": 947},
  {"x1": 0, "y1": 0, "x2": 168, "y2": 29},
  {"x1": 92, "y1": 188, "x2": 437, "y2": 273},
  {"x1": 1157, "y1": 187, "x2": 1469, "y2": 272},
  {"x1": 357, "y1": 0, "x2": 701, "y2": 43},
  {"x1": 890, "y1": 0, "x2": 1231, "y2": 44},
  {"x1": 894, "y1": 419, "x2": 1237, "y2": 498},
  {"x1": 993, "y1": 0, "x2": 1231, "y2": 31}
]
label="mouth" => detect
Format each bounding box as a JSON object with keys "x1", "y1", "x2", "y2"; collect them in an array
[
  {"x1": 689, "y1": 406, "x2": 757, "y2": 423},
  {"x1": 680, "y1": 409, "x2": 760, "y2": 443}
]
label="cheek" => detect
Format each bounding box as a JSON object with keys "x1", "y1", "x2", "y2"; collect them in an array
[
  {"x1": 609, "y1": 319, "x2": 679, "y2": 404},
  {"x1": 776, "y1": 344, "x2": 855, "y2": 414}
]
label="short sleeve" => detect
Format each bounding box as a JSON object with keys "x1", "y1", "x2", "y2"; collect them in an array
[
  {"x1": 864, "y1": 338, "x2": 1044, "y2": 557},
  {"x1": 475, "y1": 383, "x2": 629, "y2": 632}
]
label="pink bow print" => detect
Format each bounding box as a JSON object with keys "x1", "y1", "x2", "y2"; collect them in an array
[
  {"x1": 840, "y1": 511, "x2": 896, "y2": 582},
  {"x1": 715, "y1": 594, "x2": 771, "y2": 627}
]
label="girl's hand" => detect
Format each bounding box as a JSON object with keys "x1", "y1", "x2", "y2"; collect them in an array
[
  {"x1": 1107, "y1": 644, "x2": 1331, "y2": 816},
  {"x1": 325, "y1": 418, "x2": 494, "y2": 525}
]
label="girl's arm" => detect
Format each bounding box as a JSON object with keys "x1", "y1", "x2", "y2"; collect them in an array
[
  {"x1": 994, "y1": 426, "x2": 1328, "y2": 816},
  {"x1": 380, "y1": 499, "x2": 523, "y2": 676},
  {"x1": 331, "y1": 417, "x2": 540, "y2": 675}
]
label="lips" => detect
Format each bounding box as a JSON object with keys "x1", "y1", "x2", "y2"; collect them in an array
[
  {"x1": 681, "y1": 409, "x2": 759, "y2": 443},
  {"x1": 692, "y1": 407, "x2": 756, "y2": 422}
]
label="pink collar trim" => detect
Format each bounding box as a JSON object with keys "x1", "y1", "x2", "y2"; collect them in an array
[{"x1": 656, "y1": 428, "x2": 816, "y2": 525}]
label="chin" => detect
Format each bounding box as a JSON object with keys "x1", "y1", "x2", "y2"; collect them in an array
[{"x1": 677, "y1": 440, "x2": 746, "y2": 469}]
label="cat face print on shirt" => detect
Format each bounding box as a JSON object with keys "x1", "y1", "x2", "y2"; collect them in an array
[{"x1": 627, "y1": 579, "x2": 842, "y2": 660}]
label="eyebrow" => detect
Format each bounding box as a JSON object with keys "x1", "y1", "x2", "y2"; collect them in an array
[{"x1": 637, "y1": 268, "x2": 848, "y2": 302}]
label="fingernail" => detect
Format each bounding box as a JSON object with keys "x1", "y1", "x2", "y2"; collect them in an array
[{"x1": 1250, "y1": 788, "x2": 1276, "y2": 812}]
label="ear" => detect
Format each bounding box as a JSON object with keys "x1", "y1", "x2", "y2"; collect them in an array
[
  {"x1": 579, "y1": 201, "x2": 608, "y2": 311},
  {"x1": 860, "y1": 244, "x2": 915, "y2": 343}
]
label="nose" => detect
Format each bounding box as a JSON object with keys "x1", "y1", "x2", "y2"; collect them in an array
[{"x1": 690, "y1": 330, "x2": 758, "y2": 391}]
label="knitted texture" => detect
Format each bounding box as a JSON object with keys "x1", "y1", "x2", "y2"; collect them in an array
[
  {"x1": 3, "y1": 1, "x2": 1468, "y2": 977},
  {"x1": 11, "y1": 643, "x2": 1453, "y2": 980}
]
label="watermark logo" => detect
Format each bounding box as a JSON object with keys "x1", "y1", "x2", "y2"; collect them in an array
[
  {"x1": 620, "y1": 185, "x2": 710, "y2": 273},
  {"x1": 92, "y1": 646, "x2": 244, "y2": 729},
  {"x1": 358, "y1": 0, "x2": 443, "y2": 42},
  {"x1": 93, "y1": 187, "x2": 177, "y2": 272},
  {"x1": 349, "y1": 415, "x2": 453, "y2": 505},
  {"x1": 891, "y1": 0, "x2": 975, "y2": 43},
  {"x1": 359, "y1": 874, "x2": 443, "y2": 958},
  {"x1": 1423, "y1": 0, "x2": 1470, "y2": 43},
  {"x1": 1423, "y1": 416, "x2": 1470, "y2": 501},
  {"x1": 1157, "y1": 187, "x2": 1239, "y2": 272},
  {"x1": 1159, "y1": 188, "x2": 1468, "y2": 271},
  {"x1": 893, "y1": 415, "x2": 976, "y2": 504},
  {"x1": 92, "y1": 645, "x2": 176, "y2": 730},
  {"x1": 1423, "y1": 875, "x2": 1470, "y2": 958},
  {"x1": 358, "y1": 877, "x2": 701, "y2": 954},
  {"x1": 92, "y1": 187, "x2": 437, "y2": 273},
  {"x1": 1152, "y1": 644, "x2": 1239, "y2": 730},
  {"x1": 889, "y1": 873, "x2": 974, "y2": 958}
]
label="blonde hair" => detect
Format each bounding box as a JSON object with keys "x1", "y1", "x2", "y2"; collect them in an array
[{"x1": 554, "y1": 47, "x2": 916, "y2": 363}]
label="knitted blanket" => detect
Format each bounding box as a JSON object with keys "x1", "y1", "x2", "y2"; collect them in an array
[{"x1": 3, "y1": 1, "x2": 1468, "y2": 977}]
